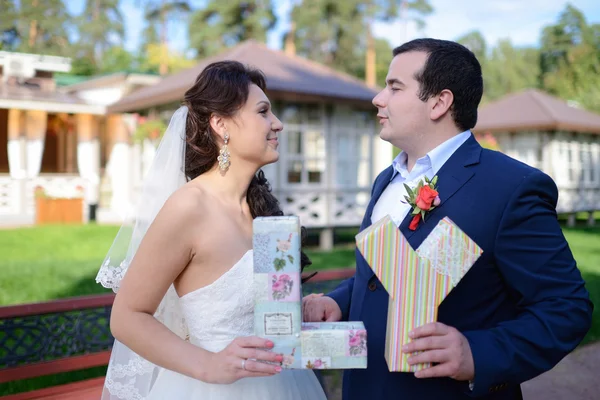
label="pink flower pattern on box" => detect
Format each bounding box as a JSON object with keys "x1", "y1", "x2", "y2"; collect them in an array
[
  {"x1": 347, "y1": 330, "x2": 367, "y2": 356},
  {"x1": 270, "y1": 273, "x2": 299, "y2": 301},
  {"x1": 305, "y1": 358, "x2": 327, "y2": 369}
]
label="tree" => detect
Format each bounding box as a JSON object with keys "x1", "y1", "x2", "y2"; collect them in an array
[
  {"x1": 70, "y1": 57, "x2": 98, "y2": 76},
  {"x1": 456, "y1": 30, "x2": 487, "y2": 62},
  {"x1": 0, "y1": 0, "x2": 19, "y2": 51},
  {"x1": 456, "y1": 31, "x2": 541, "y2": 103},
  {"x1": 483, "y1": 39, "x2": 540, "y2": 102},
  {"x1": 540, "y1": 4, "x2": 600, "y2": 112},
  {"x1": 145, "y1": 0, "x2": 191, "y2": 75},
  {"x1": 288, "y1": 0, "x2": 432, "y2": 83},
  {"x1": 76, "y1": 0, "x2": 125, "y2": 69},
  {"x1": 99, "y1": 46, "x2": 134, "y2": 74},
  {"x1": 353, "y1": 37, "x2": 394, "y2": 84},
  {"x1": 140, "y1": 42, "x2": 194, "y2": 74},
  {"x1": 14, "y1": 0, "x2": 71, "y2": 56},
  {"x1": 140, "y1": 4, "x2": 161, "y2": 51},
  {"x1": 289, "y1": 0, "x2": 366, "y2": 78},
  {"x1": 365, "y1": 0, "x2": 433, "y2": 85},
  {"x1": 189, "y1": 0, "x2": 277, "y2": 58}
]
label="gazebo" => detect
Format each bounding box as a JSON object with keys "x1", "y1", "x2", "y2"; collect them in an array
[
  {"x1": 107, "y1": 40, "x2": 385, "y2": 248},
  {"x1": 473, "y1": 89, "x2": 600, "y2": 225}
]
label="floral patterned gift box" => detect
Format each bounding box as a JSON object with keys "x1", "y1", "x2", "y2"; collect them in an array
[{"x1": 253, "y1": 216, "x2": 367, "y2": 370}]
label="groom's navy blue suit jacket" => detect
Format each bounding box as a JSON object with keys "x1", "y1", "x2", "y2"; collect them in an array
[{"x1": 328, "y1": 135, "x2": 593, "y2": 399}]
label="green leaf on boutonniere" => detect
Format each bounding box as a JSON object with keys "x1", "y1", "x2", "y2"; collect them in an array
[
  {"x1": 431, "y1": 175, "x2": 438, "y2": 186},
  {"x1": 421, "y1": 209, "x2": 426, "y2": 220},
  {"x1": 404, "y1": 195, "x2": 411, "y2": 203},
  {"x1": 412, "y1": 207, "x2": 421, "y2": 215},
  {"x1": 404, "y1": 183, "x2": 414, "y2": 198}
]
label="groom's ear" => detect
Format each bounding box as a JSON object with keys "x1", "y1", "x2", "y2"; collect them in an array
[{"x1": 429, "y1": 89, "x2": 454, "y2": 121}]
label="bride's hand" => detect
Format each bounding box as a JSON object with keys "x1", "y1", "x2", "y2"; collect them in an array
[{"x1": 204, "y1": 336, "x2": 284, "y2": 384}]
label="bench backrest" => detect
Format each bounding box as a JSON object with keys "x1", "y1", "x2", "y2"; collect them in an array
[
  {"x1": 0, "y1": 294, "x2": 116, "y2": 383},
  {"x1": 0, "y1": 268, "x2": 354, "y2": 384}
]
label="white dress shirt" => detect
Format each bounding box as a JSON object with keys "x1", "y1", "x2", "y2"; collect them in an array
[{"x1": 371, "y1": 130, "x2": 472, "y2": 226}]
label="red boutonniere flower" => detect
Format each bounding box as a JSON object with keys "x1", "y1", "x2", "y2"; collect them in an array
[{"x1": 403, "y1": 176, "x2": 441, "y2": 231}]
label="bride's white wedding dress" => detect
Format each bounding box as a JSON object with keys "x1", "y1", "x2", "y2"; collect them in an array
[{"x1": 147, "y1": 250, "x2": 328, "y2": 399}]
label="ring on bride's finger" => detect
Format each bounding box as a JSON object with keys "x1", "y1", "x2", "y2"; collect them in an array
[{"x1": 241, "y1": 359, "x2": 246, "y2": 370}]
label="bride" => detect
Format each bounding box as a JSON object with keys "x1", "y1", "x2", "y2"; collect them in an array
[{"x1": 96, "y1": 61, "x2": 327, "y2": 399}]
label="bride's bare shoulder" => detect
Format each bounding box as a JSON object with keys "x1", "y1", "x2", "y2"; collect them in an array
[{"x1": 155, "y1": 183, "x2": 212, "y2": 227}]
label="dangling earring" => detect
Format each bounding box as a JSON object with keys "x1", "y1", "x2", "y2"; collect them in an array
[{"x1": 217, "y1": 133, "x2": 230, "y2": 172}]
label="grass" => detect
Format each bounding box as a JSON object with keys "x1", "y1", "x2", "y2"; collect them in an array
[
  {"x1": 0, "y1": 224, "x2": 120, "y2": 305},
  {"x1": 559, "y1": 225, "x2": 600, "y2": 345},
  {"x1": 0, "y1": 224, "x2": 357, "y2": 306}
]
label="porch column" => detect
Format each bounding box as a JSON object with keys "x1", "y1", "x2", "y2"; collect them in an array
[
  {"x1": 25, "y1": 110, "x2": 47, "y2": 178},
  {"x1": 7, "y1": 109, "x2": 28, "y2": 215},
  {"x1": 7, "y1": 109, "x2": 26, "y2": 179},
  {"x1": 588, "y1": 212, "x2": 596, "y2": 227},
  {"x1": 76, "y1": 114, "x2": 100, "y2": 210},
  {"x1": 106, "y1": 114, "x2": 131, "y2": 220}
]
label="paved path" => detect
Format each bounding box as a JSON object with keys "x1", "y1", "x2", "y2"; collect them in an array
[
  {"x1": 522, "y1": 341, "x2": 600, "y2": 400},
  {"x1": 323, "y1": 342, "x2": 600, "y2": 400}
]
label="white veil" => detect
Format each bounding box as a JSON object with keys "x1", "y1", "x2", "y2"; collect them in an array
[{"x1": 96, "y1": 106, "x2": 190, "y2": 399}]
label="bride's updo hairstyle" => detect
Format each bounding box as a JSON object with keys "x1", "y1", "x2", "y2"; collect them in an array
[{"x1": 182, "y1": 60, "x2": 315, "y2": 280}]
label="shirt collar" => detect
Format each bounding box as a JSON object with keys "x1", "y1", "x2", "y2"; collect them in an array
[{"x1": 390, "y1": 130, "x2": 472, "y2": 181}]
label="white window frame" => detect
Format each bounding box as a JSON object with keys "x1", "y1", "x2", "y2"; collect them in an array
[{"x1": 279, "y1": 102, "x2": 328, "y2": 189}]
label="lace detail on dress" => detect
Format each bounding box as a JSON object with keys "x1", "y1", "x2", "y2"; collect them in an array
[
  {"x1": 105, "y1": 375, "x2": 145, "y2": 400},
  {"x1": 109, "y1": 353, "x2": 155, "y2": 378},
  {"x1": 180, "y1": 250, "x2": 255, "y2": 344},
  {"x1": 102, "y1": 348, "x2": 155, "y2": 400}
]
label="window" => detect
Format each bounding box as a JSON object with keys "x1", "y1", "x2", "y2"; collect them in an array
[
  {"x1": 333, "y1": 108, "x2": 374, "y2": 188},
  {"x1": 281, "y1": 103, "x2": 326, "y2": 186}
]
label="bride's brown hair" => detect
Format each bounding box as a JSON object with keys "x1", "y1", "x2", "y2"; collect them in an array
[{"x1": 183, "y1": 60, "x2": 315, "y2": 280}]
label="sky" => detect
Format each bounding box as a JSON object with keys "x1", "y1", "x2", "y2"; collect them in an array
[{"x1": 65, "y1": 0, "x2": 600, "y2": 55}]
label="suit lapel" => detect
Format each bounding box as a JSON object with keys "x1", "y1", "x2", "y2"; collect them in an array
[
  {"x1": 398, "y1": 135, "x2": 482, "y2": 241},
  {"x1": 356, "y1": 166, "x2": 394, "y2": 288}
]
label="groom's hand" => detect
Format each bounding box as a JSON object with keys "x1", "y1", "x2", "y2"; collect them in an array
[
  {"x1": 302, "y1": 294, "x2": 342, "y2": 322},
  {"x1": 402, "y1": 322, "x2": 474, "y2": 381}
]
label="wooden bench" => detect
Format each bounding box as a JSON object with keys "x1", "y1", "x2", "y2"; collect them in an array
[
  {"x1": 0, "y1": 294, "x2": 115, "y2": 399},
  {"x1": 0, "y1": 268, "x2": 355, "y2": 398}
]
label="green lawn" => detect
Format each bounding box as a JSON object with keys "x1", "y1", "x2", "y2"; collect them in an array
[
  {"x1": 0, "y1": 224, "x2": 357, "y2": 306},
  {"x1": 0, "y1": 223, "x2": 598, "y2": 345}
]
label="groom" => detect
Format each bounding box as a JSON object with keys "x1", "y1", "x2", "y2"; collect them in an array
[{"x1": 303, "y1": 38, "x2": 593, "y2": 399}]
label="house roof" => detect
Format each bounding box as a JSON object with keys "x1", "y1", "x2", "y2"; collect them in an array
[
  {"x1": 107, "y1": 40, "x2": 379, "y2": 113},
  {"x1": 61, "y1": 72, "x2": 160, "y2": 92},
  {"x1": 474, "y1": 89, "x2": 600, "y2": 134},
  {"x1": 0, "y1": 51, "x2": 71, "y2": 74},
  {"x1": 0, "y1": 83, "x2": 105, "y2": 114},
  {"x1": 54, "y1": 74, "x2": 92, "y2": 87}
]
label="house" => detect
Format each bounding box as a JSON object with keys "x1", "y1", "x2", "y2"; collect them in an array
[
  {"x1": 106, "y1": 40, "x2": 385, "y2": 248},
  {"x1": 473, "y1": 89, "x2": 600, "y2": 226},
  {"x1": 0, "y1": 50, "x2": 159, "y2": 226}
]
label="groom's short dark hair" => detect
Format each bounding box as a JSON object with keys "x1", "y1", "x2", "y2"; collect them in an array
[{"x1": 393, "y1": 38, "x2": 483, "y2": 131}]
